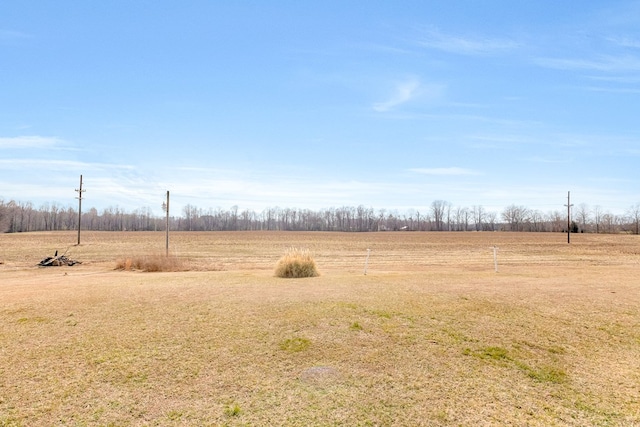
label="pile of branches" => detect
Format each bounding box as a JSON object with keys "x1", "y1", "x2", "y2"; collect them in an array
[{"x1": 38, "y1": 249, "x2": 81, "y2": 267}]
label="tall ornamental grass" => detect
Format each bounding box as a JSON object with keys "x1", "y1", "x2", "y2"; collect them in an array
[{"x1": 274, "y1": 247, "x2": 319, "y2": 278}]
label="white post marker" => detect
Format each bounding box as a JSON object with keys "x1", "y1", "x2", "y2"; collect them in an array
[
  {"x1": 364, "y1": 248, "x2": 371, "y2": 275},
  {"x1": 492, "y1": 246, "x2": 499, "y2": 272}
]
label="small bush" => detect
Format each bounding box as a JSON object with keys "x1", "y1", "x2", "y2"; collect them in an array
[
  {"x1": 115, "y1": 254, "x2": 188, "y2": 272},
  {"x1": 274, "y1": 247, "x2": 319, "y2": 278}
]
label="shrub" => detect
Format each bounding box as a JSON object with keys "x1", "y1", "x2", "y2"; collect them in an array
[
  {"x1": 274, "y1": 247, "x2": 319, "y2": 278},
  {"x1": 115, "y1": 254, "x2": 188, "y2": 272}
]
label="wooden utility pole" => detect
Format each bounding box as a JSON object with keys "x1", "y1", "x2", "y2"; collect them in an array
[
  {"x1": 75, "y1": 175, "x2": 86, "y2": 245},
  {"x1": 565, "y1": 191, "x2": 573, "y2": 244},
  {"x1": 163, "y1": 191, "x2": 170, "y2": 257}
]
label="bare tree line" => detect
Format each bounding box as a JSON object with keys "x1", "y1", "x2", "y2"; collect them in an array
[{"x1": 1, "y1": 198, "x2": 639, "y2": 234}]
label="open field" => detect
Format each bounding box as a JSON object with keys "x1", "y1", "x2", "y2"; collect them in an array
[{"x1": 1, "y1": 231, "x2": 639, "y2": 426}]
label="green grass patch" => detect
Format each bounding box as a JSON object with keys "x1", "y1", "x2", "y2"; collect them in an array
[
  {"x1": 465, "y1": 346, "x2": 567, "y2": 384},
  {"x1": 166, "y1": 410, "x2": 184, "y2": 421},
  {"x1": 16, "y1": 316, "x2": 49, "y2": 324},
  {"x1": 350, "y1": 321, "x2": 363, "y2": 331},
  {"x1": 0, "y1": 417, "x2": 24, "y2": 427},
  {"x1": 224, "y1": 404, "x2": 242, "y2": 417},
  {"x1": 524, "y1": 364, "x2": 567, "y2": 384},
  {"x1": 279, "y1": 337, "x2": 311, "y2": 352},
  {"x1": 465, "y1": 346, "x2": 509, "y2": 360}
]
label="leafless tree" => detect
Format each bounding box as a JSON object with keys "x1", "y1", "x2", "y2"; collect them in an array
[
  {"x1": 0, "y1": 199, "x2": 11, "y2": 233},
  {"x1": 501, "y1": 205, "x2": 529, "y2": 231},
  {"x1": 472, "y1": 205, "x2": 485, "y2": 231},
  {"x1": 547, "y1": 210, "x2": 565, "y2": 232},
  {"x1": 485, "y1": 211, "x2": 498, "y2": 231},
  {"x1": 592, "y1": 205, "x2": 603, "y2": 234},
  {"x1": 528, "y1": 209, "x2": 545, "y2": 232},
  {"x1": 453, "y1": 206, "x2": 468, "y2": 231},
  {"x1": 3, "y1": 194, "x2": 638, "y2": 235},
  {"x1": 431, "y1": 200, "x2": 449, "y2": 231},
  {"x1": 576, "y1": 203, "x2": 590, "y2": 233},
  {"x1": 626, "y1": 203, "x2": 640, "y2": 235}
]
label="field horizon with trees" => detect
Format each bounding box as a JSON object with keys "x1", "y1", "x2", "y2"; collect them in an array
[{"x1": 1, "y1": 197, "x2": 640, "y2": 235}]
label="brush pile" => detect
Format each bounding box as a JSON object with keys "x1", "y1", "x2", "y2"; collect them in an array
[{"x1": 38, "y1": 251, "x2": 81, "y2": 267}]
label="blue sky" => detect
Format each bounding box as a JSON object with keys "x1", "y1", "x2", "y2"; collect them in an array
[{"x1": 1, "y1": 1, "x2": 639, "y2": 216}]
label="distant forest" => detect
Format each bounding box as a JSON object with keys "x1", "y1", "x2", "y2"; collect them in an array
[{"x1": 1, "y1": 198, "x2": 639, "y2": 234}]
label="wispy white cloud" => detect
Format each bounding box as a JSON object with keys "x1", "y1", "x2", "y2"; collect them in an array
[
  {"x1": 373, "y1": 78, "x2": 444, "y2": 112},
  {"x1": 535, "y1": 54, "x2": 640, "y2": 72},
  {"x1": 0, "y1": 136, "x2": 65, "y2": 149},
  {"x1": 0, "y1": 158, "x2": 135, "y2": 171},
  {"x1": 467, "y1": 134, "x2": 536, "y2": 146},
  {"x1": 417, "y1": 28, "x2": 520, "y2": 55},
  {"x1": 0, "y1": 159, "x2": 634, "y2": 215},
  {"x1": 354, "y1": 42, "x2": 415, "y2": 56},
  {"x1": 0, "y1": 29, "x2": 33, "y2": 41},
  {"x1": 373, "y1": 78, "x2": 421, "y2": 112},
  {"x1": 585, "y1": 74, "x2": 640, "y2": 84},
  {"x1": 583, "y1": 85, "x2": 640, "y2": 94},
  {"x1": 380, "y1": 111, "x2": 539, "y2": 128},
  {"x1": 528, "y1": 156, "x2": 570, "y2": 164},
  {"x1": 408, "y1": 167, "x2": 480, "y2": 176},
  {"x1": 606, "y1": 36, "x2": 640, "y2": 49}
]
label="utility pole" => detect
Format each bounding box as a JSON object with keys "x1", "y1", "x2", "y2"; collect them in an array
[
  {"x1": 564, "y1": 191, "x2": 573, "y2": 244},
  {"x1": 162, "y1": 191, "x2": 170, "y2": 257},
  {"x1": 75, "y1": 175, "x2": 86, "y2": 245}
]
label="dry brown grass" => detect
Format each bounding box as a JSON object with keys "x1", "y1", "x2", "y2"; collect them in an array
[
  {"x1": 0, "y1": 231, "x2": 639, "y2": 426},
  {"x1": 115, "y1": 254, "x2": 188, "y2": 272},
  {"x1": 274, "y1": 247, "x2": 319, "y2": 278}
]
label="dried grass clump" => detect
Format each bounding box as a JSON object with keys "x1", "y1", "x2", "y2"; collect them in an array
[
  {"x1": 275, "y1": 247, "x2": 319, "y2": 278},
  {"x1": 115, "y1": 254, "x2": 188, "y2": 272}
]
